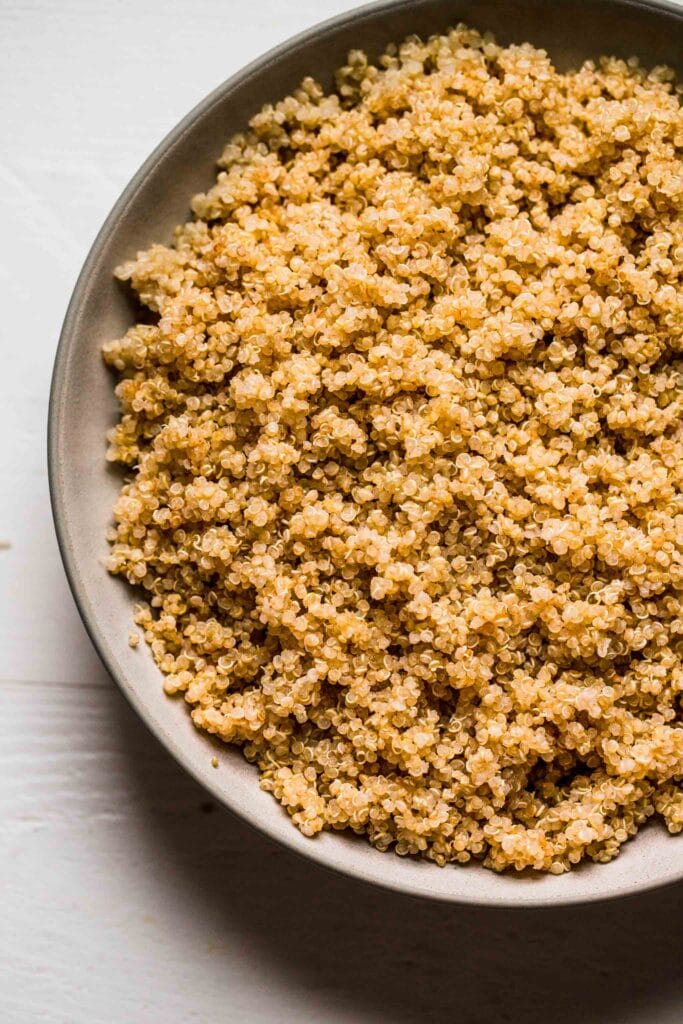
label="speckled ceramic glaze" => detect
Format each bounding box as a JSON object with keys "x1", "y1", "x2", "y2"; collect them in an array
[{"x1": 49, "y1": 0, "x2": 683, "y2": 905}]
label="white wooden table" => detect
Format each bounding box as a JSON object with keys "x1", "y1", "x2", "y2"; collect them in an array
[{"x1": 2, "y1": 1, "x2": 682, "y2": 1021}]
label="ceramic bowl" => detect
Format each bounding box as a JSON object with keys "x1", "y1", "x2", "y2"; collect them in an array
[{"x1": 49, "y1": 0, "x2": 683, "y2": 905}]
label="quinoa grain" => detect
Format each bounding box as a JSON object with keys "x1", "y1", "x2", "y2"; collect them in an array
[{"x1": 104, "y1": 26, "x2": 683, "y2": 872}]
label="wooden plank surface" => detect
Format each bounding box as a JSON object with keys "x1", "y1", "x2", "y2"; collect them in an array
[{"x1": 1, "y1": 1, "x2": 682, "y2": 1021}]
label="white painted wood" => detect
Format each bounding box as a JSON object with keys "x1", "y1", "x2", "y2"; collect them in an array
[{"x1": 1, "y1": 1, "x2": 682, "y2": 1021}]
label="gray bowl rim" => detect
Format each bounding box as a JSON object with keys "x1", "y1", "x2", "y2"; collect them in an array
[{"x1": 49, "y1": 0, "x2": 683, "y2": 907}]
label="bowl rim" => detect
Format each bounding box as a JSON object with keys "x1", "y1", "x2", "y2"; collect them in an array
[{"x1": 49, "y1": 0, "x2": 683, "y2": 907}]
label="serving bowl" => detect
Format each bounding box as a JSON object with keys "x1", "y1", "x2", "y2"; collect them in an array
[{"x1": 49, "y1": 0, "x2": 683, "y2": 905}]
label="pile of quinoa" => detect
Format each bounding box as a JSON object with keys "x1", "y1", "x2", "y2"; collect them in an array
[{"x1": 104, "y1": 25, "x2": 683, "y2": 873}]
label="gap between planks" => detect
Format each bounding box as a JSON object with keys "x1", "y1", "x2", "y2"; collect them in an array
[{"x1": 0, "y1": 677, "x2": 112, "y2": 690}]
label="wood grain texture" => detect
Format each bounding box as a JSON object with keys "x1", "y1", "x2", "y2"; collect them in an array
[{"x1": 2, "y1": 0, "x2": 682, "y2": 1021}]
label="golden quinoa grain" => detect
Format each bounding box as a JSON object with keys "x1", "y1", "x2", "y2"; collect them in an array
[{"x1": 104, "y1": 25, "x2": 683, "y2": 873}]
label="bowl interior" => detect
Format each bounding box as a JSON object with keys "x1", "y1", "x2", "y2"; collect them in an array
[{"x1": 50, "y1": 0, "x2": 683, "y2": 905}]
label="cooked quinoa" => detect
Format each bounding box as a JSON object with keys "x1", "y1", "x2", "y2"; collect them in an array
[{"x1": 103, "y1": 25, "x2": 683, "y2": 873}]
